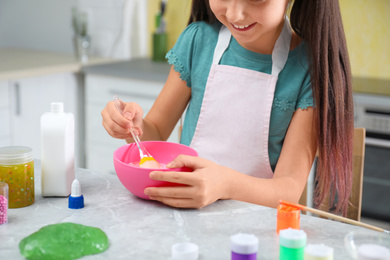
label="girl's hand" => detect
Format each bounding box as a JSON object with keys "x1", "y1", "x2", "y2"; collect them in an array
[
  {"x1": 144, "y1": 155, "x2": 234, "y2": 209},
  {"x1": 101, "y1": 100, "x2": 144, "y2": 139}
]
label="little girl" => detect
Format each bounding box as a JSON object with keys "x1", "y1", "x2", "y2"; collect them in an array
[{"x1": 102, "y1": 0, "x2": 353, "y2": 216}]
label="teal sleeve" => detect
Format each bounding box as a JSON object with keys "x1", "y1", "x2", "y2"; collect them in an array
[
  {"x1": 165, "y1": 23, "x2": 200, "y2": 88},
  {"x1": 296, "y1": 70, "x2": 314, "y2": 110}
]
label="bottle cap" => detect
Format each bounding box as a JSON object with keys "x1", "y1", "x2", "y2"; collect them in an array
[
  {"x1": 230, "y1": 233, "x2": 259, "y2": 255},
  {"x1": 171, "y1": 242, "x2": 199, "y2": 260},
  {"x1": 68, "y1": 179, "x2": 84, "y2": 209},
  {"x1": 358, "y1": 244, "x2": 390, "y2": 260},
  {"x1": 50, "y1": 102, "x2": 64, "y2": 113},
  {"x1": 305, "y1": 244, "x2": 334, "y2": 259},
  {"x1": 279, "y1": 228, "x2": 307, "y2": 249}
]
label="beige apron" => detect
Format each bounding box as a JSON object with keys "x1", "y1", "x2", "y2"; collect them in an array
[{"x1": 190, "y1": 18, "x2": 292, "y2": 178}]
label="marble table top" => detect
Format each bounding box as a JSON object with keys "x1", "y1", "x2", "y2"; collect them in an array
[{"x1": 0, "y1": 161, "x2": 382, "y2": 259}]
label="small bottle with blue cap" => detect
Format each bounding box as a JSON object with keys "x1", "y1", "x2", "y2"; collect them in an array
[{"x1": 68, "y1": 179, "x2": 84, "y2": 209}]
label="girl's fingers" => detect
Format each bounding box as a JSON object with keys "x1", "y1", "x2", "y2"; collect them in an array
[
  {"x1": 166, "y1": 155, "x2": 209, "y2": 169},
  {"x1": 145, "y1": 186, "x2": 194, "y2": 199},
  {"x1": 149, "y1": 170, "x2": 196, "y2": 186},
  {"x1": 148, "y1": 196, "x2": 197, "y2": 209}
]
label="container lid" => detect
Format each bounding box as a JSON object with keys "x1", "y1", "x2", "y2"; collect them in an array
[
  {"x1": 279, "y1": 228, "x2": 307, "y2": 249},
  {"x1": 0, "y1": 146, "x2": 33, "y2": 165},
  {"x1": 358, "y1": 244, "x2": 390, "y2": 260},
  {"x1": 305, "y1": 244, "x2": 334, "y2": 257},
  {"x1": 172, "y1": 242, "x2": 199, "y2": 260},
  {"x1": 230, "y1": 233, "x2": 259, "y2": 255},
  {"x1": 277, "y1": 204, "x2": 301, "y2": 218}
]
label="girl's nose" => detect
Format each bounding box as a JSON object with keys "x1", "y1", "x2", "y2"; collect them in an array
[{"x1": 225, "y1": 1, "x2": 246, "y2": 23}]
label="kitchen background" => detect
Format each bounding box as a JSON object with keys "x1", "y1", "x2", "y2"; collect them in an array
[{"x1": 0, "y1": 0, "x2": 389, "y2": 228}]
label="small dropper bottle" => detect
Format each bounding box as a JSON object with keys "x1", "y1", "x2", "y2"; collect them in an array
[{"x1": 68, "y1": 179, "x2": 84, "y2": 209}]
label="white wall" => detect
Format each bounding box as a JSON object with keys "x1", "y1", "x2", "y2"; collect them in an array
[
  {"x1": 0, "y1": 0, "x2": 77, "y2": 53},
  {"x1": 0, "y1": 0, "x2": 147, "y2": 59}
]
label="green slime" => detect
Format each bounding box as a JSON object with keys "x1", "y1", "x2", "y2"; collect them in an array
[{"x1": 19, "y1": 222, "x2": 109, "y2": 260}]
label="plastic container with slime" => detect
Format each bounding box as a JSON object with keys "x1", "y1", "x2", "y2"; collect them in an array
[{"x1": 0, "y1": 146, "x2": 34, "y2": 208}]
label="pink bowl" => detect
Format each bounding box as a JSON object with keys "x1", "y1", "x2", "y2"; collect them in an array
[{"x1": 113, "y1": 141, "x2": 198, "y2": 199}]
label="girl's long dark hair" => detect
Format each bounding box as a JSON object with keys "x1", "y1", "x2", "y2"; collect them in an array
[
  {"x1": 188, "y1": 0, "x2": 354, "y2": 216},
  {"x1": 290, "y1": 0, "x2": 354, "y2": 216}
]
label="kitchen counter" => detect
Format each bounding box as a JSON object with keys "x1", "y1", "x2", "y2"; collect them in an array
[
  {"x1": 1, "y1": 161, "x2": 384, "y2": 259},
  {"x1": 0, "y1": 48, "x2": 117, "y2": 80},
  {"x1": 82, "y1": 58, "x2": 171, "y2": 82}
]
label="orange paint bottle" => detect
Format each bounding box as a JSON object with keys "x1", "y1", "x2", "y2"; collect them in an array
[{"x1": 277, "y1": 204, "x2": 301, "y2": 234}]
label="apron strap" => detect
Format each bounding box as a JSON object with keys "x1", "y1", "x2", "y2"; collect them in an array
[
  {"x1": 212, "y1": 26, "x2": 231, "y2": 65},
  {"x1": 271, "y1": 17, "x2": 292, "y2": 77}
]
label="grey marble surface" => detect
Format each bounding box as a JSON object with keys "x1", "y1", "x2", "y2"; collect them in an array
[{"x1": 0, "y1": 161, "x2": 381, "y2": 259}]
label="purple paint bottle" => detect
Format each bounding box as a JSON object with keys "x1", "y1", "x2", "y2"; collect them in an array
[{"x1": 231, "y1": 233, "x2": 259, "y2": 260}]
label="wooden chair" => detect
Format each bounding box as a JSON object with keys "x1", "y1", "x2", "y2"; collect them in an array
[{"x1": 299, "y1": 128, "x2": 366, "y2": 221}]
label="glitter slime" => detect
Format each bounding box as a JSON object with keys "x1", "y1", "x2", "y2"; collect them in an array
[
  {"x1": 19, "y1": 222, "x2": 109, "y2": 260},
  {"x1": 0, "y1": 146, "x2": 34, "y2": 208}
]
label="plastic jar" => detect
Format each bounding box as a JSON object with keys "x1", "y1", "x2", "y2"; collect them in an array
[
  {"x1": 277, "y1": 204, "x2": 301, "y2": 234},
  {"x1": 0, "y1": 146, "x2": 34, "y2": 208},
  {"x1": 279, "y1": 228, "x2": 307, "y2": 260},
  {"x1": 305, "y1": 244, "x2": 334, "y2": 260},
  {"x1": 231, "y1": 233, "x2": 259, "y2": 260}
]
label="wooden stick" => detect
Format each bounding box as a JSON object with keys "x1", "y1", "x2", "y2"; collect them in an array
[{"x1": 279, "y1": 200, "x2": 389, "y2": 233}]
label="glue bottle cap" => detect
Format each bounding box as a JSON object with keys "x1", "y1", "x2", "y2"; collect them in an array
[{"x1": 68, "y1": 179, "x2": 84, "y2": 209}]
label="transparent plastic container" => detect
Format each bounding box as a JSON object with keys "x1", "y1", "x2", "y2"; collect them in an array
[
  {"x1": 344, "y1": 231, "x2": 390, "y2": 259},
  {"x1": 0, "y1": 146, "x2": 34, "y2": 208}
]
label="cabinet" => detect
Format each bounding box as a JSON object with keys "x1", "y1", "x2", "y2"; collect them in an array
[
  {"x1": 0, "y1": 81, "x2": 11, "y2": 147},
  {"x1": 85, "y1": 73, "x2": 180, "y2": 174},
  {"x1": 0, "y1": 73, "x2": 83, "y2": 166}
]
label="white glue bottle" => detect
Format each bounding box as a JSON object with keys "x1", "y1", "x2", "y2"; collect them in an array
[{"x1": 41, "y1": 102, "x2": 75, "y2": 197}]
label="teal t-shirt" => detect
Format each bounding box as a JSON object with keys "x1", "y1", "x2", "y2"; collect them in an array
[{"x1": 166, "y1": 21, "x2": 313, "y2": 171}]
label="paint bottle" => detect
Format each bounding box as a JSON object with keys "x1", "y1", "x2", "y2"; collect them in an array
[
  {"x1": 41, "y1": 102, "x2": 75, "y2": 197},
  {"x1": 357, "y1": 244, "x2": 390, "y2": 260},
  {"x1": 0, "y1": 182, "x2": 8, "y2": 224},
  {"x1": 305, "y1": 244, "x2": 334, "y2": 260},
  {"x1": 277, "y1": 204, "x2": 300, "y2": 234},
  {"x1": 279, "y1": 228, "x2": 307, "y2": 260},
  {"x1": 230, "y1": 233, "x2": 259, "y2": 260},
  {"x1": 0, "y1": 146, "x2": 34, "y2": 208}
]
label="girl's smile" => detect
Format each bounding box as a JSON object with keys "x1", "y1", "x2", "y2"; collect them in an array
[{"x1": 231, "y1": 22, "x2": 256, "y2": 31}]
